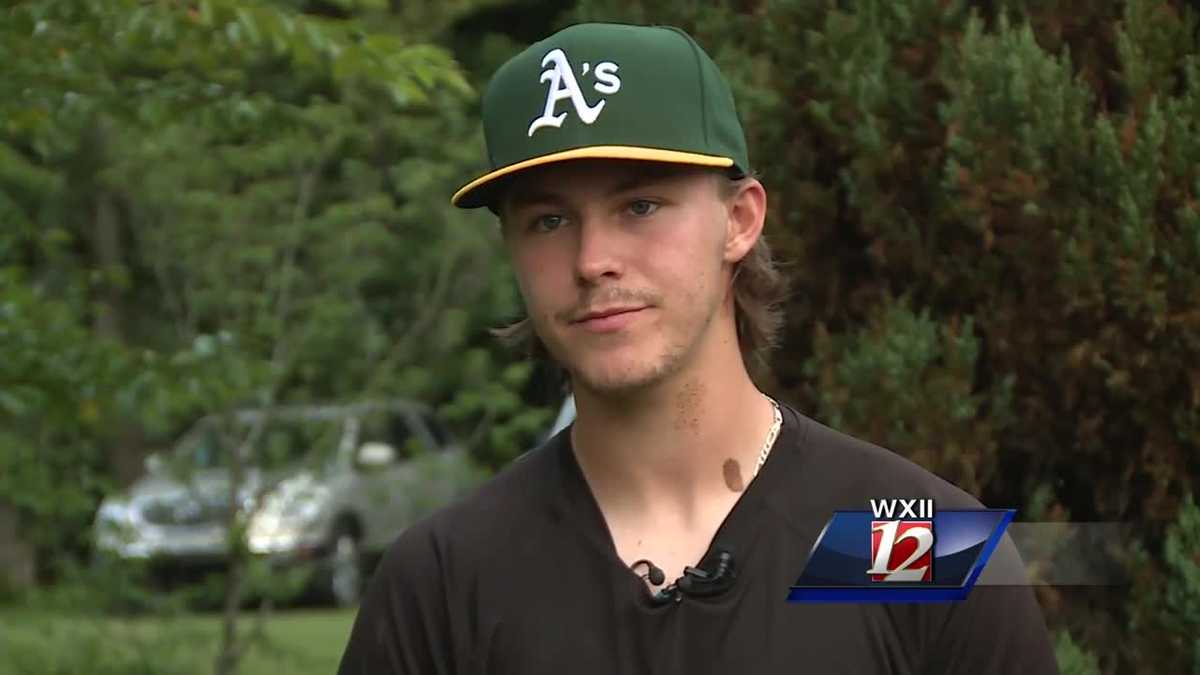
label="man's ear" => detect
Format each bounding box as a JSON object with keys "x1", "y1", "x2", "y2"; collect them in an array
[{"x1": 722, "y1": 178, "x2": 767, "y2": 264}]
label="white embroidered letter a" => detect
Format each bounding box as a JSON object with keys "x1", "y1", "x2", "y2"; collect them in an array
[{"x1": 528, "y1": 49, "x2": 612, "y2": 137}]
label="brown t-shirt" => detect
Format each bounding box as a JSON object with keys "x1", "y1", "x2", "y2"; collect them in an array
[{"x1": 337, "y1": 403, "x2": 1059, "y2": 674}]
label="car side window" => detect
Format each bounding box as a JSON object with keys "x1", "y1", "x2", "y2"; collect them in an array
[
  {"x1": 356, "y1": 411, "x2": 422, "y2": 462},
  {"x1": 187, "y1": 425, "x2": 228, "y2": 469},
  {"x1": 420, "y1": 412, "x2": 450, "y2": 448},
  {"x1": 288, "y1": 416, "x2": 343, "y2": 467},
  {"x1": 216, "y1": 416, "x2": 340, "y2": 469}
]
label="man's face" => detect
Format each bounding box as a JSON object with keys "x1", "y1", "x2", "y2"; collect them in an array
[{"x1": 500, "y1": 160, "x2": 736, "y2": 395}]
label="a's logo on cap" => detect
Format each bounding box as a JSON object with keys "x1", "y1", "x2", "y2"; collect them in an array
[{"x1": 528, "y1": 48, "x2": 621, "y2": 137}]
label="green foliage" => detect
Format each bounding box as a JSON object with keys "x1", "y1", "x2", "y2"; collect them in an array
[
  {"x1": 1055, "y1": 629, "x2": 1102, "y2": 675},
  {"x1": 1, "y1": 0, "x2": 542, "y2": 670},
  {"x1": 0, "y1": 605, "x2": 355, "y2": 675},
  {"x1": 21, "y1": 555, "x2": 183, "y2": 616},
  {"x1": 1, "y1": 0, "x2": 538, "y2": 541},
  {"x1": 3, "y1": 558, "x2": 205, "y2": 673},
  {"x1": 442, "y1": 350, "x2": 555, "y2": 467},
  {"x1": 0, "y1": 269, "x2": 181, "y2": 554},
  {"x1": 0, "y1": 616, "x2": 204, "y2": 675},
  {"x1": 1127, "y1": 494, "x2": 1200, "y2": 673},
  {"x1": 1164, "y1": 496, "x2": 1200, "y2": 673},
  {"x1": 806, "y1": 300, "x2": 1014, "y2": 494}
]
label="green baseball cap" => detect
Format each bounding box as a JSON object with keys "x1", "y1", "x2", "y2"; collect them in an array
[{"x1": 451, "y1": 22, "x2": 750, "y2": 209}]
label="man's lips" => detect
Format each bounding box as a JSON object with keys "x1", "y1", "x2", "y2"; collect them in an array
[
  {"x1": 571, "y1": 306, "x2": 649, "y2": 333},
  {"x1": 572, "y1": 306, "x2": 647, "y2": 323}
]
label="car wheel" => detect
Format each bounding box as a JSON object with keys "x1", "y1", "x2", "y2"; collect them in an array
[{"x1": 329, "y1": 526, "x2": 364, "y2": 608}]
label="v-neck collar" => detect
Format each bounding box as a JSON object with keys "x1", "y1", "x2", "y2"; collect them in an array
[{"x1": 548, "y1": 403, "x2": 810, "y2": 609}]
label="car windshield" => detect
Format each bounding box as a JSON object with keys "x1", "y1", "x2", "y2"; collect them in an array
[{"x1": 180, "y1": 415, "x2": 343, "y2": 471}]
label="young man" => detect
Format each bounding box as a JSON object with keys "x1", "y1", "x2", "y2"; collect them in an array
[{"x1": 338, "y1": 22, "x2": 1058, "y2": 674}]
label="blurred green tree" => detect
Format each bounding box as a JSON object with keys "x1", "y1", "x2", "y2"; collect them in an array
[{"x1": 1, "y1": 0, "x2": 550, "y2": 671}]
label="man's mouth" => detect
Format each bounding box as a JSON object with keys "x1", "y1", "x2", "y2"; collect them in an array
[
  {"x1": 571, "y1": 306, "x2": 648, "y2": 333},
  {"x1": 573, "y1": 306, "x2": 647, "y2": 323}
]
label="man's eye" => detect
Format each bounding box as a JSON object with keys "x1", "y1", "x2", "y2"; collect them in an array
[
  {"x1": 628, "y1": 200, "x2": 659, "y2": 217},
  {"x1": 530, "y1": 214, "x2": 565, "y2": 232}
]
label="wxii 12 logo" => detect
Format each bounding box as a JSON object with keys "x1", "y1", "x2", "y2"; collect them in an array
[
  {"x1": 788, "y1": 499, "x2": 1014, "y2": 603},
  {"x1": 869, "y1": 498, "x2": 935, "y2": 582}
]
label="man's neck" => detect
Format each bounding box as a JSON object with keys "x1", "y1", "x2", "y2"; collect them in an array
[{"x1": 568, "y1": 352, "x2": 775, "y2": 528}]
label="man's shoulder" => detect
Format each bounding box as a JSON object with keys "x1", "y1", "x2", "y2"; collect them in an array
[
  {"x1": 784, "y1": 408, "x2": 984, "y2": 510},
  {"x1": 379, "y1": 433, "x2": 563, "y2": 569}
]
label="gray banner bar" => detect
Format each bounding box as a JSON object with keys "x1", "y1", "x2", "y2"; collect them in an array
[{"x1": 976, "y1": 522, "x2": 1132, "y2": 586}]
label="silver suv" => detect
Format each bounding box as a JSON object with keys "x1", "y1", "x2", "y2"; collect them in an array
[{"x1": 93, "y1": 400, "x2": 483, "y2": 606}]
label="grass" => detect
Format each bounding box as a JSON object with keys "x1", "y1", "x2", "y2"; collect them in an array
[{"x1": 0, "y1": 606, "x2": 357, "y2": 675}]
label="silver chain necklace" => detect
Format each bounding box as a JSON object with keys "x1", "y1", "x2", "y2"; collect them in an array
[{"x1": 754, "y1": 397, "x2": 782, "y2": 477}]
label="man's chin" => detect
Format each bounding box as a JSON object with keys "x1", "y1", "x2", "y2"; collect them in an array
[
  {"x1": 572, "y1": 373, "x2": 656, "y2": 396},
  {"x1": 566, "y1": 356, "x2": 678, "y2": 396}
]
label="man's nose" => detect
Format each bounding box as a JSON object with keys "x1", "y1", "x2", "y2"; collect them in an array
[{"x1": 574, "y1": 217, "x2": 625, "y2": 284}]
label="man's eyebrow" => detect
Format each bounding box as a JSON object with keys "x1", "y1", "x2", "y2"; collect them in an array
[
  {"x1": 504, "y1": 169, "x2": 682, "y2": 210},
  {"x1": 505, "y1": 190, "x2": 566, "y2": 210},
  {"x1": 607, "y1": 171, "x2": 674, "y2": 197}
]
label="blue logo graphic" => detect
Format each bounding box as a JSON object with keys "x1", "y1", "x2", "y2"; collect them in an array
[{"x1": 788, "y1": 509, "x2": 1014, "y2": 603}]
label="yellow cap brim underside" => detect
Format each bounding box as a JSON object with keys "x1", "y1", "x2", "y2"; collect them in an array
[{"x1": 451, "y1": 145, "x2": 735, "y2": 208}]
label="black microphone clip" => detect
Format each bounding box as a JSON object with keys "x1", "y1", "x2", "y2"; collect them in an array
[
  {"x1": 676, "y1": 547, "x2": 737, "y2": 598},
  {"x1": 640, "y1": 547, "x2": 739, "y2": 606},
  {"x1": 630, "y1": 558, "x2": 666, "y2": 586}
]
